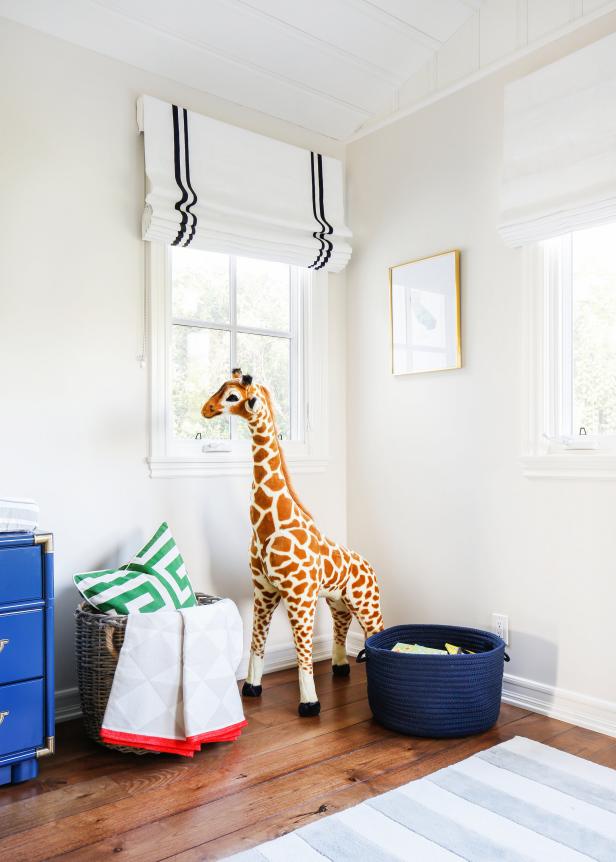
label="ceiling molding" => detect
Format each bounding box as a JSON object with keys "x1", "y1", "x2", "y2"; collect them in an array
[
  {"x1": 92, "y1": 0, "x2": 374, "y2": 118},
  {"x1": 346, "y1": 0, "x2": 616, "y2": 143},
  {"x1": 4, "y1": 0, "x2": 611, "y2": 141},
  {"x1": 0, "y1": 0, "x2": 479, "y2": 138},
  {"x1": 226, "y1": 0, "x2": 404, "y2": 86},
  {"x1": 342, "y1": 0, "x2": 443, "y2": 51}
]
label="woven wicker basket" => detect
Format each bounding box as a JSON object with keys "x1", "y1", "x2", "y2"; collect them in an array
[{"x1": 74, "y1": 593, "x2": 221, "y2": 754}]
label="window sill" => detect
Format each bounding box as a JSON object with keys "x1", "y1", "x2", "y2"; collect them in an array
[
  {"x1": 521, "y1": 453, "x2": 616, "y2": 479},
  {"x1": 148, "y1": 455, "x2": 329, "y2": 479}
]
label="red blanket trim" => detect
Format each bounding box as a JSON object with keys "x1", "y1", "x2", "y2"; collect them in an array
[
  {"x1": 100, "y1": 719, "x2": 247, "y2": 757},
  {"x1": 187, "y1": 719, "x2": 247, "y2": 744}
]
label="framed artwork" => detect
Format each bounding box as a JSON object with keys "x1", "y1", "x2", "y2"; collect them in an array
[{"x1": 389, "y1": 249, "x2": 461, "y2": 375}]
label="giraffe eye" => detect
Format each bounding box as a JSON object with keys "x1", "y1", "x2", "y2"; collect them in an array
[{"x1": 226, "y1": 393, "x2": 240, "y2": 402}]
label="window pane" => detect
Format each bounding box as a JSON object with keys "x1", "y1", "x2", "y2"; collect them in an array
[
  {"x1": 172, "y1": 248, "x2": 229, "y2": 324},
  {"x1": 172, "y1": 325, "x2": 230, "y2": 440},
  {"x1": 236, "y1": 257, "x2": 290, "y2": 332},
  {"x1": 572, "y1": 223, "x2": 616, "y2": 435},
  {"x1": 236, "y1": 333, "x2": 290, "y2": 438}
]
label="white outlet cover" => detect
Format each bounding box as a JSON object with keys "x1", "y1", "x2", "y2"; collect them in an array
[{"x1": 491, "y1": 613, "x2": 509, "y2": 645}]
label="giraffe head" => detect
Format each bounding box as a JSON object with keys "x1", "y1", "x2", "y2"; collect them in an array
[{"x1": 201, "y1": 369, "x2": 264, "y2": 421}]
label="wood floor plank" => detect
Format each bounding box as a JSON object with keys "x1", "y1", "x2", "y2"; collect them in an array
[
  {"x1": 0, "y1": 662, "x2": 364, "y2": 809},
  {"x1": 46, "y1": 734, "x2": 482, "y2": 862},
  {"x1": 0, "y1": 700, "x2": 380, "y2": 861},
  {"x1": 0, "y1": 658, "x2": 611, "y2": 862},
  {"x1": 180, "y1": 711, "x2": 578, "y2": 861},
  {"x1": 0, "y1": 714, "x2": 389, "y2": 841},
  {"x1": 41, "y1": 704, "x2": 537, "y2": 862}
]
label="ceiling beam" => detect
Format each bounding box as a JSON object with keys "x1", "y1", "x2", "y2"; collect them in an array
[
  {"x1": 342, "y1": 0, "x2": 443, "y2": 52},
  {"x1": 93, "y1": 0, "x2": 375, "y2": 118},
  {"x1": 225, "y1": 0, "x2": 405, "y2": 86}
]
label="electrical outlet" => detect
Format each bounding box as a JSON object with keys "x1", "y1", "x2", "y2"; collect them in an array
[{"x1": 492, "y1": 613, "x2": 509, "y2": 645}]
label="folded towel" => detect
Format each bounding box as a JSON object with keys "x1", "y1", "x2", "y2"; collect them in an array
[
  {"x1": 100, "y1": 599, "x2": 247, "y2": 755},
  {"x1": 0, "y1": 497, "x2": 39, "y2": 532}
]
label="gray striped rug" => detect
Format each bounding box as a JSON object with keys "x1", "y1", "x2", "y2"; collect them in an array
[{"x1": 226, "y1": 736, "x2": 616, "y2": 861}]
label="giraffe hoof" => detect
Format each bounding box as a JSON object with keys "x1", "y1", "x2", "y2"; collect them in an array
[
  {"x1": 242, "y1": 682, "x2": 262, "y2": 698},
  {"x1": 332, "y1": 663, "x2": 350, "y2": 677},
  {"x1": 298, "y1": 701, "x2": 321, "y2": 717}
]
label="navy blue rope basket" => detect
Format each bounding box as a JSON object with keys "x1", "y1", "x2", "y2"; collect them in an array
[{"x1": 356, "y1": 624, "x2": 509, "y2": 738}]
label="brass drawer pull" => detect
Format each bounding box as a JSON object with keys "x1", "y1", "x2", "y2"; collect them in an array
[
  {"x1": 0, "y1": 711, "x2": 8, "y2": 727},
  {"x1": 0, "y1": 639, "x2": 9, "y2": 654}
]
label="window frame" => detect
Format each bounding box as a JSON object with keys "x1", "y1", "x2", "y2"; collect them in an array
[
  {"x1": 147, "y1": 243, "x2": 329, "y2": 478},
  {"x1": 521, "y1": 240, "x2": 616, "y2": 479}
]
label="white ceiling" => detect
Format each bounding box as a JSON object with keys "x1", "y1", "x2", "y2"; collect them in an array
[{"x1": 0, "y1": 0, "x2": 482, "y2": 140}]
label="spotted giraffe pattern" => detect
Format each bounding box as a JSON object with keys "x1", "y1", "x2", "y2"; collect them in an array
[{"x1": 202, "y1": 371, "x2": 384, "y2": 712}]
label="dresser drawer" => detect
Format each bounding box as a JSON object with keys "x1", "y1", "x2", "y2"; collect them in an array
[
  {"x1": 0, "y1": 679, "x2": 44, "y2": 756},
  {"x1": 0, "y1": 609, "x2": 44, "y2": 685},
  {"x1": 0, "y1": 547, "x2": 42, "y2": 605}
]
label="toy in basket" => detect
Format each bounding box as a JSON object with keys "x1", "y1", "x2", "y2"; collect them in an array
[{"x1": 357, "y1": 624, "x2": 510, "y2": 738}]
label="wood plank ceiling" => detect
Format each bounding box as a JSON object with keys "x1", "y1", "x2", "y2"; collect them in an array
[{"x1": 0, "y1": 0, "x2": 481, "y2": 139}]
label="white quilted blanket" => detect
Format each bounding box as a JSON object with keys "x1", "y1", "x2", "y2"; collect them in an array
[{"x1": 100, "y1": 599, "x2": 247, "y2": 755}]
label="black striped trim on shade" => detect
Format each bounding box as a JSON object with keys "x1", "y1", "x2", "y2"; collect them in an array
[
  {"x1": 309, "y1": 152, "x2": 333, "y2": 270},
  {"x1": 171, "y1": 105, "x2": 198, "y2": 247}
]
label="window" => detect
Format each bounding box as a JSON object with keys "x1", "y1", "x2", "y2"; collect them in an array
[
  {"x1": 148, "y1": 245, "x2": 328, "y2": 477},
  {"x1": 523, "y1": 222, "x2": 616, "y2": 477},
  {"x1": 171, "y1": 249, "x2": 302, "y2": 445}
]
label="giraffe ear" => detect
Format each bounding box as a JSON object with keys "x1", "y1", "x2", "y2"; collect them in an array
[{"x1": 246, "y1": 386, "x2": 260, "y2": 413}]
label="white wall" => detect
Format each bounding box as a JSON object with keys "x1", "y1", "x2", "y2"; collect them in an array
[
  {"x1": 0, "y1": 18, "x2": 347, "y2": 708},
  {"x1": 3, "y1": 11, "x2": 616, "y2": 727},
  {"x1": 346, "y1": 15, "x2": 616, "y2": 707}
]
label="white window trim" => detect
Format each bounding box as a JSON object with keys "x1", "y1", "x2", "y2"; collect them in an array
[
  {"x1": 146, "y1": 243, "x2": 329, "y2": 478},
  {"x1": 521, "y1": 243, "x2": 616, "y2": 480}
]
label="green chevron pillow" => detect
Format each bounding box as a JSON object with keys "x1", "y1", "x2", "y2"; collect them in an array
[{"x1": 74, "y1": 522, "x2": 197, "y2": 614}]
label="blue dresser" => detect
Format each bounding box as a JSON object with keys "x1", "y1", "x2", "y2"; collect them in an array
[{"x1": 0, "y1": 532, "x2": 54, "y2": 786}]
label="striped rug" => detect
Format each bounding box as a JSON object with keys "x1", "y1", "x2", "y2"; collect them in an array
[{"x1": 227, "y1": 736, "x2": 616, "y2": 861}]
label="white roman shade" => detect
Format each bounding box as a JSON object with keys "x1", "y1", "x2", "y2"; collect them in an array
[
  {"x1": 137, "y1": 95, "x2": 351, "y2": 272},
  {"x1": 499, "y1": 32, "x2": 616, "y2": 247}
]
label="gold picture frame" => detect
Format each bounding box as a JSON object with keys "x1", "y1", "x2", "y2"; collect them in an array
[{"x1": 389, "y1": 249, "x2": 461, "y2": 375}]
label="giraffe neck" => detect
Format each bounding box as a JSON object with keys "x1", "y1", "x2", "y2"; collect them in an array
[
  {"x1": 247, "y1": 405, "x2": 286, "y2": 493},
  {"x1": 247, "y1": 399, "x2": 313, "y2": 544}
]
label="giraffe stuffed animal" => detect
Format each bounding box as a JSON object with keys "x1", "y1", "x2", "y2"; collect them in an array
[{"x1": 202, "y1": 369, "x2": 384, "y2": 717}]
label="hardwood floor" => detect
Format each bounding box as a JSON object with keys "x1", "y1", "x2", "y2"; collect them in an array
[{"x1": 1, "y1": 660, "x2": 615, "y2": 861}]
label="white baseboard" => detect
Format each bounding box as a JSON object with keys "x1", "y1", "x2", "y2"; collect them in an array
[
  {"x1": 502, "y1": 672, "x2": 616, "y2": 739},
  {"x1": 235, "y1": 633, "x2": 335, "y2": 681},
  {"x1": 348, "y1": 632, "x2": 616, "y2": 739},
  {"x1": 347, "y1": 631, "x2": 365, "y2": 657},
  {"x1": 56, "y1": 686, "x2": 82, "y2": 723},
  {"x1": 56, "y1": 634, "x2": 344, "y2": 723},
  {"x1": 56, "y1": 636, "x2": 615, "y2": 740}
]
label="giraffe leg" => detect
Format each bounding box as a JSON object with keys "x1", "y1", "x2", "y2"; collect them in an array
[
  {"x1": 344, "y1": 569, "x2": 384, "y2": 640},
  {"x1": 326, "y1": 597, "x2": 352, "y2": 678},
  {"x1": 242, "y1": 583, "x2": 280, "y2": 698},
  {"x1": 349, "y1": 599, "x2": 384, "y2": 639},
  {"x1": 284, "y1": 596, "x2": 320, "y2": 717}
]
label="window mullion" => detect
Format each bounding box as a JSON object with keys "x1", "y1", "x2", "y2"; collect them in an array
[
  {"x1": 560, "y1": 235, "x2": 573, "y2": 438},
  {"x1": 289, "y1": 268, "x2": 299, "y2": 441},
  {"x1": 229, "y1": 255, "x2": 238, "y2": 442},
  {"x1": 544, "y1": 235, "x2": 573, "y2": 441},
  {"x1": 171, "y1": 318, "x2": 232, "y2": 332},
  {"x1": 545, "y1": 239, "x2": 559, "y2": 440}
]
